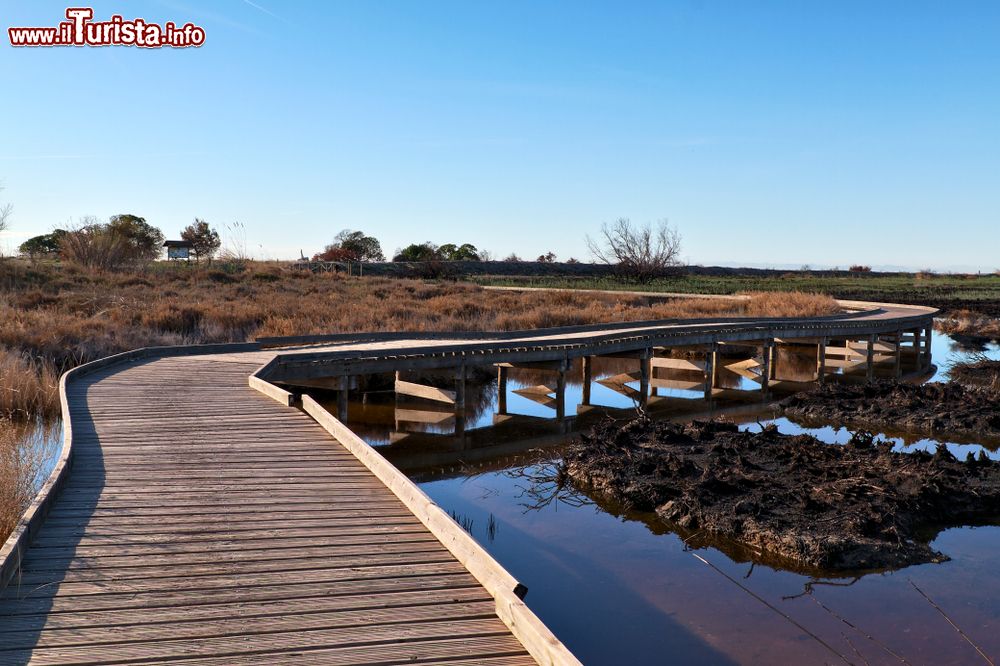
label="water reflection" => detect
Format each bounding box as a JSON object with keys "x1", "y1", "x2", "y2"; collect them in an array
[{"x1": 329, "y1": 332, "x2": 1000, "y2": 664}]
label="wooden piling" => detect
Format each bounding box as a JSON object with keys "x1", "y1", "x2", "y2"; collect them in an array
[
  {"x1": 555, "y1": 360, "x2": 567, "y2": 420},
  {"x1": 454, "y1": 362, "x2": 466, "y2": 410},
  {"x1": 497, "y1": 365, "x2": 508, "y2": 415},
  {"x1": 924, "y1": 324, "x2": 933, "y2": 369},
  {"x1": 761, "y1": 341, "x2": 772, "y2": 393},
  {"x1": 337, "y1": 380, "x2": 349, "y2": 421},
  {"x1": 894, "y1": 331, "x2": 903, "y2": 379},
  {"x1": 817, "y1": 337, "x2": 827, "y2": 384},
  {"x1": 639, "y1": 349, "x2": 651, "y2": 406},
  {"x1": 581, "y1": 356, "x2": 592, "y2": 405},
  {"x1": 867, "y1": 335, "x2": 875, "y2": 381},
  {"x1": 704, "y1": 345, "x2": 717, "y2": 401}
]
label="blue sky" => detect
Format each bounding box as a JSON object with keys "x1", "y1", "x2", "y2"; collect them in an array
[{"x1": 1, "y1": 1, "x2": 998, "y2": 269}]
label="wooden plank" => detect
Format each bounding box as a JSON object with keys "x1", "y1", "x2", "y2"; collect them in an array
[
  {"x1": 650, "y1": 357, "x2": 705, "y2": 371},
  {"x1": 650, "y1": 378, "x2": 706, "y2": 391},
  {"x1": 3, "y1": 601, "x2": 500, "y2": 649},
  {"x1": 302, "y1": 397, "x2": 581, "y2": 666},
  {"x1": 395, "y1": 408, "x2": 455, "y2": 424},
  {"x1": 395, "y1": 379, "x2": 457, "y2": 405}
]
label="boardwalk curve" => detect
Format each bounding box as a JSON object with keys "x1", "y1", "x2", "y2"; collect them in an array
[{"x1": 0, "y1": 298, "x2": 937, "y2": 664}]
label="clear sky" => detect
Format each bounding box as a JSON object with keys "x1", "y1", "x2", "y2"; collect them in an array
[{"x1": 1, "y1": 1, "x2": 998, "y2": 269}]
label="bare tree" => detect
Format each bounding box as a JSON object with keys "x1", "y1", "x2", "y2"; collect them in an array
[
  {"x1": 0, "y1": 185, "x2": 11, "y2": 236},
  {"x1": 587, "y1": 218, "x2": 682, "y2": 282}
]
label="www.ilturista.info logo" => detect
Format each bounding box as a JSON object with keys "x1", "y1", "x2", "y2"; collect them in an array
[{"x1": 8, "y1": 7, "x2": 205, "y2": 48}]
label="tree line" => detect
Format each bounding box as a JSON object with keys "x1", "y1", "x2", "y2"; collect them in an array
[
  {"x1": 16, "y1": 216, "x2": 222, "y2": 270},
  {"x1": 315, "y1": 219, "x2": 682, "y2": 282}
]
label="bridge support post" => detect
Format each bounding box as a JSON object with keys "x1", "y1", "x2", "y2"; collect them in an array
[
  {"x1": 337, "y1": 381, "x2": 349, "y2": 421},
  {"x1": 639, "y1": 348, "x2": 651, "y2": 406},
  {"x1": 924, "y1": 324, "x2": 933, "y2": 369},
  {"x1": 704, "y1": 344, "x2": 717, "y2": 401},
  {"x1": 454, "y1": 363, "x2": 466, "y2": 410},
  {"x1": 817, "y1": 337, "x2": 828, "y2": 384},
  {"x1": 894, "y1": 331, "x2": 903, "y2": 379},
  {"x1": 581, "y1": 356, "x2": 592, "y2": 405},
  {"x1": 867, "y1": 335, "x2": 875, "y2": 382},
  {"x1": 555, "y1": 359, "x2": 567, "y2": 420},
  {"x1": 454, "y1": 362, "x2": 467, "y2": 433},
  {"x1": 761, "y1": 340, "x2": 772, "y2": 394},
  {"x1": 497, "y1": 366, "x2": 508, "y2": 415}
]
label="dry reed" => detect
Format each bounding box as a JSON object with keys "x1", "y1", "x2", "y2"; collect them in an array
[
  {"x1": 0, "y1": 262, "x2": 839, "y2": 421},
  {"x1": 0, "y1": 419, "x2": 50, "y2": 543}
]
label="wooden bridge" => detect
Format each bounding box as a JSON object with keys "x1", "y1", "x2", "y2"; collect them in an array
[{"x1": 0, "y1": 297, "x2": 936, "y2": 665}]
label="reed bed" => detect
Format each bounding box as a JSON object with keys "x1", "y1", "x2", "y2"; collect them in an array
[
  {"x1": 937, "y1": 309, "x2": 1000, "y2": 341},
  {"x1": 0, "y1": 261, "x2": 838, "y2": 543},
  {"x1": 0, "y1": 262, "x2": 838, "y2": 420},
  {"x1": 0, "y1": 419, "x2": 51, "y2": 543}
]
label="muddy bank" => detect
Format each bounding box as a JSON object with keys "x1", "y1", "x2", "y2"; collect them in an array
[
  {"x1": 564, "y1": 418, "x2": 1000, "y2": 571},
  {"x1": 781, "y1": 380, "x2": 1000, "y2": 438}
]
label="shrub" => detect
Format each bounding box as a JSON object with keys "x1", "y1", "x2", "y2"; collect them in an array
[
  {"x1": 587, "y1": 218, "x2": 682, "y2": 282},
  {"x1": 316, "y1": 230, "x2": 384, "y2": 262},
  {"x1": 60, "y1": 215, "x2": 165, "y2": 271},
  {"x1": 849, "y1": 265, "x2": 872, "y2": 273}
]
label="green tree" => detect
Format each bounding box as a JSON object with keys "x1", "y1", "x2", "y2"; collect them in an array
[
  {"x1": 19, "y1": 230, "x2": 66, "y2": 260},
  {"x1": 439, "y1": 243, "x2": 480, "y2": 261},
  {"x1": 393, "y1": 242, "x2": 441, "y2": 262},
  {"x1": 108, "y1": 214, "x2": 164, "y2": 263},
  {"x1": 181, "y1": 218, "x2": 222, "y2": 263},
  {"x1": 335, "y1": 229, "x2": 384, "y2": 262}
]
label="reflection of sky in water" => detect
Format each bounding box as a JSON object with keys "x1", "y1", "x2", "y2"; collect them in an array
[
  {"x1": 744, "y1": 417, "x2": 1000, "y2": 460},
  {"x1": 338, "y1": 330, "x2": 1000, "y2": 448},
  {"x1": 384, "y1": 331, "x2": 1000, "y2": 665}
]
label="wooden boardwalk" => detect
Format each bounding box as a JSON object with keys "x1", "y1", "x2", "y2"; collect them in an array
[
  {"x1": 0, "y1": 297, "x2": 939, "y2": 664},
  {"x1": 0, "y1": 355, "x2": 538, "y2": 665}
]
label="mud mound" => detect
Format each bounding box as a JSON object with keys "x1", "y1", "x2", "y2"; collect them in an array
[
  {"x1": 564, "y1": 418, "x2": 1000, "y2": 571},
  {"x1": 780, "y1": 380, "x2": 1000, "y2": 437}
]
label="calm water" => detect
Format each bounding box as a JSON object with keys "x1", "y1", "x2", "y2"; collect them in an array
[
  {"x1": 326, "y1": 331, "x2": 1000, "y2": 665},
  {"x1": 16, "y1": 331, "x2": 1000, "y2": 664}
]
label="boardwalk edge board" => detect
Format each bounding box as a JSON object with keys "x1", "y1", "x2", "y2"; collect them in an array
[{"x1": 295, "y1": 393, "x2": 582, "y2": 666}]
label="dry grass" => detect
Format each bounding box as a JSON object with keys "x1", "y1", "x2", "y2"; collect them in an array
[
  {"x1": 947, "y1": 353, "x2": 1000, "y2": 388},
  {"x1": 937, "y1": 309, "x2": 1000, "y2": 341},
  {"x1": 0, "y1": 260, "x2": 839, "y2": 544},
  {"x1": 0, "y1": 261, "x2": 838, "y2": 421},
  {"x1": 0, "y1": 419, "x2": 50, "y2": 543}
]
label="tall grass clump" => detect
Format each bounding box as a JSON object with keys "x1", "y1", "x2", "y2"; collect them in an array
[
  {"x1": 741, "y1": 291, "x2": 841, "y2": 318},
  {"x1": 937, "y1": 309, "x2": 1000, "y2": 341},
  {"x1": 0, "y1": 419, "x2": 49, "y2": 543},
  {"x1": 0, "y1": 350, "x2": 59, "y2": 419}
]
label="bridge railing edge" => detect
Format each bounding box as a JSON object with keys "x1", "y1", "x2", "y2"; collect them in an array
[{"x1": 293, "y1": 392, "x2": 582, "y2": 666}]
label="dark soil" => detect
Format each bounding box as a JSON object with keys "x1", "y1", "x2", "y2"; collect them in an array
[
  {"x1": 781, "y1": 380, "x2": 1000, "y2": 438},
  {"x1": 564, "y1": 418, "x2": 1000, "y2": 571}
]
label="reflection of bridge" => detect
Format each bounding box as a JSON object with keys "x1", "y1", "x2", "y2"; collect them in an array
[
  {"x1": 0, "y1": 297, "x2": 936, "y2": 664},
  {"x1": 261, "y1": 299, "x2": 937, "y2": 430}
]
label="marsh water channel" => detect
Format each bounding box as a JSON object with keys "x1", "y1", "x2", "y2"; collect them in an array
[
  {"x1": 12, "y1": 331, "x2": 1000, "y2": 664},
  {"x1": 317, "y1": 330, "x2": 1000, "y2": 665}
]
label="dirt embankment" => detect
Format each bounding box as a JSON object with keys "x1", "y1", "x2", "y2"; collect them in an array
[
  {"x1": 780, "y1": 381, "x2": 1000, "y2": 439},
  {"x1": 564, "y1": 418, "x2": 1000, "y2": 571}
]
